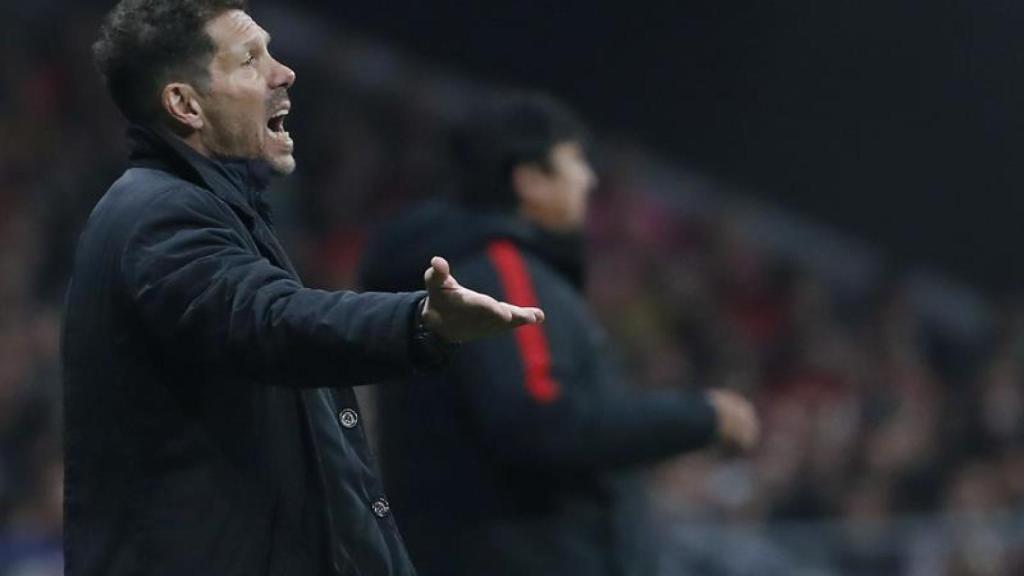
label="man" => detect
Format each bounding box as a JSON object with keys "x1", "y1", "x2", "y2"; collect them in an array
[
  {"x1": 360, "y1": 93, "x2": 760, "y2": 576},
  {"x1": 63, "y1": 2, "x2": 544, "y2": 575}
]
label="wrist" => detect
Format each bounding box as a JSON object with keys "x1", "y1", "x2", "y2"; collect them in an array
[{"x1": 410, "y1": 297, "x2": 456, "y2": 369}]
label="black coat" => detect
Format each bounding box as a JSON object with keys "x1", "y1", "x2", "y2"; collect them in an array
[
  {"x1": 62, "y1": 126, "x2": 424, "y2": 576},
  {"x1": 360, "y1": 201, "x2": 719, "y2": 576}
]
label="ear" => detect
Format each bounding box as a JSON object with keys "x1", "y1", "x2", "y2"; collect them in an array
[
  {"x1": 511, "y1": 163, "x2": 548, "y2": 206},
  {"x1": 161, "y1": 83, "x2": 204, "y2": 131}
]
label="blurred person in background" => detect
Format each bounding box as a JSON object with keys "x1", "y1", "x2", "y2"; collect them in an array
[
  {"x1": 360, "y1": 92, "x2": 760, "y2": 576},
  {"x1": 62, "y1": 2, "x2": 546, "y2": 575}
]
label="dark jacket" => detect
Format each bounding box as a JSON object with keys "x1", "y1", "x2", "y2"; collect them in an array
[
  {"x1": 359, "y1": 201, "x2": 720, "y2": 576},
  {"x1": 62, "y1": 126, "x2": 425, "y2": 576}
]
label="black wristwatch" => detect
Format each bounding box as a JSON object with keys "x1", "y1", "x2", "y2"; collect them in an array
[{"x1": 410, "y1": 297, "x2": 456, "y2": 370}]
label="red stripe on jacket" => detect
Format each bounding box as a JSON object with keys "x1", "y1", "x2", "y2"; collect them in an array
[{"x1": 486, "y1": 240, "x2": 561, "y2": 404}]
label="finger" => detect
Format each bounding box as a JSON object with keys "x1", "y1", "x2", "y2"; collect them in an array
[
  {"x1": 530, "y1": 308, "x2": 545, "y2": 323},
  {"x1": 431, "y1": 256, "x2": 450, "y2": 278},
  {"x1": 424, "y1": 256, "x2": 451, "y2": 290},
  {"x1": 748, "y1": 418, "x2": 761, "y2": 448},
  {"x1": 506, "y1": 304, "x2": 545, "y2": 326},
  {"x1": 433, "y1": 256, "x2": 462, "y2": 290},
  {"x1": 739, "y1": 417, "x2": 759, "y2": 451}
]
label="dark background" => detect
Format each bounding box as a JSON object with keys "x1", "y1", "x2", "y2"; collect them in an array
[{"x1": 306, "y1": 0, "x2": 1024, "y2": 293}]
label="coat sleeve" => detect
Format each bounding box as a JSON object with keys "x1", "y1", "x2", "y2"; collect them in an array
[
  {"x1": 454, "y1": 241, "x2": 719, "y2": 475},
  {"x1": 120, "y1": 186, "x2": 424, "y2": 388}
]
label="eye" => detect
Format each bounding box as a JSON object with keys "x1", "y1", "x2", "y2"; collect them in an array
[{"x1": 243, "y1": 53, "x2": 256, "y2": 67}]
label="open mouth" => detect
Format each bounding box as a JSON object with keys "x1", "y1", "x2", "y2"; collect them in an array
[{"x1": 266, "y1": 108, "x2": 292, "y2": 146}]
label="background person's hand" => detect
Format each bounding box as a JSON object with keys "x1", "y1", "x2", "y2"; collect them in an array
[
  {"x1": 421, "y1": 256, "x2": 544, "y2": 342},
  {"x1": 707, "y1": 389, "x2": 760, "y2": 454}
]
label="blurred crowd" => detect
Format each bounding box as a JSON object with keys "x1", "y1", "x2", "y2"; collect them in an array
[
  {"x1": 2, "y1": 4, "x2": 1024, "y2": 575},
  {"x1": 589, "y1": 174, "x2": 1024, "y2": 575}
]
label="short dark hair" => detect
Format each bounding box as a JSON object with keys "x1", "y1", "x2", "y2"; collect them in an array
[
  {"x1": 453, "y1": 91, "x2": 590, "y2": 211},
  {"x1": 93, "y1": 0, "x2": 248, "y2": 124}
]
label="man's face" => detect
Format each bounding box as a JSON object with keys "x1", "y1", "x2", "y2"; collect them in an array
[
  {"x1": 517, "y1": 141, "x2": 598, "y2": 233},
  {"x1": 196, "y1": 10, "x2": 296, "y2": 174}
]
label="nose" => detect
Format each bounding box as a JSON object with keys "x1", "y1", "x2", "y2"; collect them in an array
[
  {"x1": 585, "y1": 163, "x2": 599, "y2": 192},
  {"x1": 271, "y1": 58, "x2": 296, "y2": 89}
]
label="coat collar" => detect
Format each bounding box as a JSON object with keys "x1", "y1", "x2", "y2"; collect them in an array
[
  {"x1": 481, "y1": 211, "x2": 587, "y2": 290},
  {"x1": 127, "y1": 124, "x2": 275, "y2": 223}
]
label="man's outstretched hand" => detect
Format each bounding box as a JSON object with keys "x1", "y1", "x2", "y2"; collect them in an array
[
  {"x1": 707, "y1": 389, "x2": 760, "y2": 454},
  {"x1": 421, "y1": 256, "x2": 545, "y2": 342}
]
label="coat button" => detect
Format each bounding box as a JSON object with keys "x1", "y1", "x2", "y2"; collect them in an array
[
  {"x1": 371, "y1": 497, "x2": 391, "y2": 518},
  {"x1": 338, "y1": 408, "x2": 359, "y2": 429}
]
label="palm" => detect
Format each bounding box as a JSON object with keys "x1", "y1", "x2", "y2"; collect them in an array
[{"x1": 421, "y1": 257, "x2": 544, "y2": 342}]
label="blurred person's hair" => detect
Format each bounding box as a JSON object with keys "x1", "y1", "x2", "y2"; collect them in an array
[
  {"x1": 453, "y1": 91, "x2": 590, "y2": 211},
  {"x1": 92, "y1": 0, "x2": 247, "y2": 124}
]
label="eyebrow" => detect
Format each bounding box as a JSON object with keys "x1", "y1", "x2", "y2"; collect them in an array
[{"x1": 242, "y1": 31, "x2": 271, "y2": 51}]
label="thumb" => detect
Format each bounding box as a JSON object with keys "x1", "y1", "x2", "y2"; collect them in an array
[
  {"x1": 431, "y1": 256, "x2": 451, "y2": 277},
  {"x1": 424, "y1": 256, "x2": 451, "y2": 291}
]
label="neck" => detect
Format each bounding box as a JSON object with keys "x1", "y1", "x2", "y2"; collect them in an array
[
  {"x1": 149, "y1": 124, "x2": 275, "y2": 196},
  {"x1": 517, "y1": 204, "x2": 576, "y2": 234}
]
